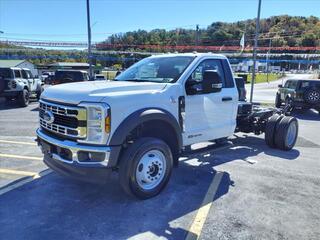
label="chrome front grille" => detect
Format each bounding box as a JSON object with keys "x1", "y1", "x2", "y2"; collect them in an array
[{"x1": 39, "y1": 100, "x2": 87, "y2": 139}]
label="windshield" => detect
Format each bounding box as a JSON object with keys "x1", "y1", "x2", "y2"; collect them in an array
[
  {"x1": 115, "y1": 56, "x2": 195, "y2": 83},
  {"x1": 55, "y1": 71, "x2": 87, "y2": 82}
]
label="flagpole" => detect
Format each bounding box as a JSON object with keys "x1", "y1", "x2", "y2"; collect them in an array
[{"x1": 249, "y1": 0, "x2": 262, "y2": 103}]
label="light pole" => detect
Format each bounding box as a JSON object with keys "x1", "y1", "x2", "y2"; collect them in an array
[
  {"x1": 266, "y1": 38, "x2": 272, "y2": 83},
  {"x1": 249, "y1": 0, "x2": 262, "y2": 103},
  {"x1": 86, "y1": 0, "x2": 93, "y2": 80}
]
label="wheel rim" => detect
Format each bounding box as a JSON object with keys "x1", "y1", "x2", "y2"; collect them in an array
[
  {"x1": 286, "y1": 121, "x2": 297, "y2": 147},
  {"x1": 135, "y1": 149, "x2": 166, "y2": 190},
  {"x1": 308, "y1": 91, "x2": 320, "y2": 102}
]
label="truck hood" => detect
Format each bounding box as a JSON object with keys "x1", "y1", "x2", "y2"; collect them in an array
[{"x1": 41, "y1": 81, "x2": 167, "y2": 104}]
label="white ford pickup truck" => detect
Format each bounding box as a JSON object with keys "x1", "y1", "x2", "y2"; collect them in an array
[{"x1": 36, "y1": 53, "x2": 298, "y2": 199}]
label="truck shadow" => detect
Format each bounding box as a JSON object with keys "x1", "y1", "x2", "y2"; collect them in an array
[
  {"x1": 0, "y1": 97, "x2": 39, "y2": 110},
  {"x1": 0, "y1": 156, "x2": 233, "y2": 240},
  {"x1": 0, "y1": 134, "x2": 300, "y2": 240},
  {"x1": 231, "y1": 134, "x2": 300, "y2": 160},
  {"x1": 291, "y1": 109, "x2": 320, "y2": 121}
]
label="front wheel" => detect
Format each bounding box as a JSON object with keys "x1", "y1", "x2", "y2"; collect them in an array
[
  {"x1": 119, "y1": 137, "x2": 173, "y2": 199},
  {"x1": 18, "y1": 89, "x2": 30, "y2": 107},
  {"x1": 36, "y1": 86, "x2": 44, "y2": 101}
]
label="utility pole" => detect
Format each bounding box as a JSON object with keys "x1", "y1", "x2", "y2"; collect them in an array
[
  {"x1": 0, "y1": 31, "x2": 8, "y2": 59},
  {"x1": 195, "y1": 24, "x2": 200, "y2": 47},
  {"x1": 86, "y1": 0, "x2": 93, "y2": 80},
  {"x1": 266, "y1": 38, "x2": 272, "y2": 83},
  {"x1": 249, "y1": 0, "x2": 262, "y2": 103}
]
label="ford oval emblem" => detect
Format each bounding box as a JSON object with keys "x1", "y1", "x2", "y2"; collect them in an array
[{"x1": 43, "y1": 111, "x2": 54, "y2": 124}]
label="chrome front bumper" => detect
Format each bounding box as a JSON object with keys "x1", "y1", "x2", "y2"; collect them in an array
[{"x1": 36, "y1": 128, "x2": 111, "y2": 167}]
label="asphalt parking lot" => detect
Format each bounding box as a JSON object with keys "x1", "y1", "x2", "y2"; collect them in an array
[{"x1": 0, "y1": 98, "x2": 319, "y2": 240}]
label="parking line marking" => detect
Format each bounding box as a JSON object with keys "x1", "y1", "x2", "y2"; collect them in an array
[
  {"x1": 0, "y1": 168, "x2": 38, "y2": 176},
  {"x1": 0, "y1": 153, "x2": 42, "y2": 161},
  {"x1": 0, "y1": 139, "x2": 37, "y2": 146},
  {"x1": 0, "y1": 169, "x2": 52, "y2": 196},
  {"x1": 185, "y1": 172, "x2": 224, "y2": 240}
]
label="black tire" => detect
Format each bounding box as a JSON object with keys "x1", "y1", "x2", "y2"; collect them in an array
[
  {"x1": 36, "y1": 86, "x2": 44, "y2": 101},
  {"x1": 275, "y1": 93, "x2": 281, "y2": 108},
  {"x1": 303, "y1": 88, "x2": 320, "y2": 105},
  {"x1": 274, "y1": 116, "x2": 299, "y2": 151},
  {"x1": 119, "y1": 137, "x2": 173, "y2": 199},
  {"x1": 285, "y1": 97, "x2": 294, "y2": 112},
  {"x1": 265, "y1": 114, "x2": 284, "y2": 148},
  {"x1": 18, "y1": 89, "x2": 30, "y2": 107}
]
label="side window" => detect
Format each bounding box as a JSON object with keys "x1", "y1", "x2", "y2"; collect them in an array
[
  {"x1": 27, "y1": 70, "x2": 33, "y2": 79},
  {"x1": 290, "y1": 81, "x2": 298, "y2": 90},
  {"x1": 14, "y1": 70, "x2": 21, "y2": 78},
  {"x1": 284, "y1": 81, "x2": 291, "y2": 88},
  {"x1": 222, "y1": 59, "x2": 235, "y2": 88},
  {"x1": 21, "y1": 70, "x2": 28, "y2": 79},
  {"x1": 84, "y1": 73, "x2": 89, "y2": 80},
  {"x1": 300, "y1": 81, "x2": 310, "y2": 89},
  {"x1": 189, "y1": 59, "x2": 226, "y2": 87}
]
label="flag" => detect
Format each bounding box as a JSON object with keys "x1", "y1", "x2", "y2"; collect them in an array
[{"x1": 240, "y1": 33, "x2": 245, "y2": 51}]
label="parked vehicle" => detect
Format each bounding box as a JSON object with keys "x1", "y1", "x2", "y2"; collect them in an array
[
  {"x1": 0, "y1": 67, "x2": 43, "y2": 106},
  {"x1": 275, "y1": 79, "x2": 320, "y2": 113},
  {"x1": 41, "y1": 72, "x2": 54, "y2": 84},
  {"x1": 51, "y1": 70, "x2": 89, "y2": 85},
  {"x1": 95, "y1": 74, "x2": 106, "y2": 81},
  {"x1": 44, "y1": 75, "x2": 54, "y2": 85},
  {"x1": 36, "y1": 53, "x2": 299, "y2": 199},
  {"x1": 234, "y1": 76, "x2": 247, "y2": 101}
]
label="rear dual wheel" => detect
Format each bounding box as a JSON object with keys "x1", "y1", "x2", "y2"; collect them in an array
[
  {"x1": 275, "y1": 117, "x2": 299, "y2": 150},
  {"x1": 265, "y1": 115, "x2": 298, "y2": 151}
]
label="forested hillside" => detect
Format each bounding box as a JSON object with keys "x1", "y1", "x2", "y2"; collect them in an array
[{"x1": 102, "y1": 15, "x2": 320, "y2": 48}]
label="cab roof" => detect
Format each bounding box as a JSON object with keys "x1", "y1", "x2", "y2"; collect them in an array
[{"x1": 150, "y1": 52, "x2": 227, "y2": 59}]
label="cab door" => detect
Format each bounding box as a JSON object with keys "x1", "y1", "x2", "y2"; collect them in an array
[
  {"x1": 183, "y1": 59, "x2": 238, "y2": 146},
  {"x1": 24, "y1": 70, "x2": 37, "y2": 91},
  {"x1": 21, "y1": 69, "x2": 32, "y2": 90}
]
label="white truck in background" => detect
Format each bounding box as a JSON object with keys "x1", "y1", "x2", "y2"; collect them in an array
[{"x1": 0, "y1": 67, "x2": 43, "y2": 106}]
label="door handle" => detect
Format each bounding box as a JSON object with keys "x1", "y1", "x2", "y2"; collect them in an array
[{"x1": 222, "y1": 97, "x2": 233, "y2": 102}]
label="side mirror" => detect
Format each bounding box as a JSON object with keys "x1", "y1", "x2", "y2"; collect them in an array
[
  {"x1": 186, "y1": 79, "x2": 202, "y2": 95},
  {"x1": 202, "y1": 70, "x2": 222, "y2": 93},
  {"x1": 278, "y1": 84, "x2": 283, "y2": 88}
]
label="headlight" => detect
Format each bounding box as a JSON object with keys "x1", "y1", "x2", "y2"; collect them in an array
[
  {"x1": 78, "y1": 102, "x2": 111, "y2": 144},
  {"x1": 7, "y1": 80, "x2": 17, "y2": 89}
]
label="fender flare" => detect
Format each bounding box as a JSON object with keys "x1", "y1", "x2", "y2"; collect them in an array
[{"x1": 109, "y1": 108, "x2": 182, "y2": 150}]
